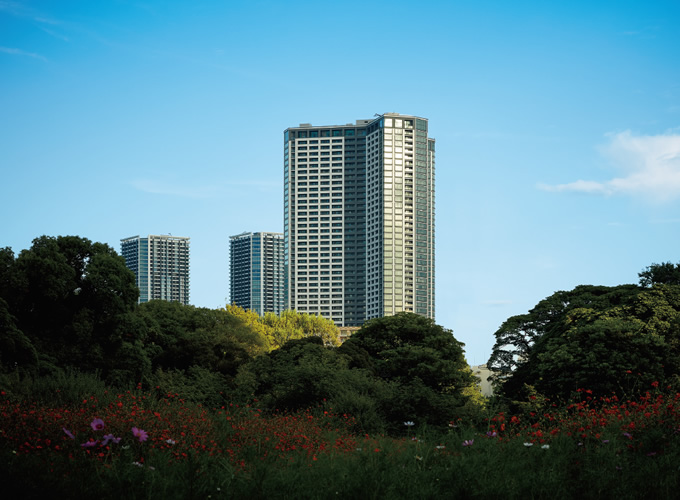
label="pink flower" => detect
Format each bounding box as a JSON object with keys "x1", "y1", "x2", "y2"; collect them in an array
[
  {"x1": 132, "y1": 427, "x2": 148, "y2": 442},
  {"x1": 462, "y1": 439, "x2": 474, "y2": 447},
  {"x1": 90, "y1": 418, "x2": 105, "y2": 431},
  {"x1": 63, "y1": 428, "x2": 75, "y2": 440},
  {"x1": 102, "y1": 434, "x2": 121, "y2": 446}
]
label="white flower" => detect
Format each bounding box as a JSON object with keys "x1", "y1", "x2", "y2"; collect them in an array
[
  {"x1": 523, "y1": 442, "x2": 533, "y2": 447},
  {"x1": 404, "y1": 421, "x2": 415, "y2": 427},
  {"x1": 166, "y1": 439, "x2": 176, "y2": 445},
  {"x1": 541, "y1": 444, "x2": 550, "y2": 449}
]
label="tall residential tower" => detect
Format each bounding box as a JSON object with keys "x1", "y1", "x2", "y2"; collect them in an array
[
  {"x1": 229, "y1": 231, "x2": 285, "y2": 315},
  {"x1": 121, "y1": 234, "x2": 190, "y2": 305},
  {"x1": 284, "y1": 113, "x2": 435, "y2": 326}
]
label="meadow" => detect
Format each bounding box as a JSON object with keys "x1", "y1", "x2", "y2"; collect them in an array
[{"x1": 2, "y1": 372, "x2": 679, "y2": 499}]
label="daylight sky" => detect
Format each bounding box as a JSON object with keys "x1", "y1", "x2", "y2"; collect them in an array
[{"x1": 2, "y1": 0, "x2": 679, "y2": 364}]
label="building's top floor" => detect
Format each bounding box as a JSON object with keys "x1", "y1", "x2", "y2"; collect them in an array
[
  {"x1": 121, "y1": 234, "x2": 190, "y2": 243},
  {"x1": 229, "y1": 232, "x2": 284, "y2": 241},
  {"x1": 284, "y1": 113, "x2": 431, "y2": 142}
]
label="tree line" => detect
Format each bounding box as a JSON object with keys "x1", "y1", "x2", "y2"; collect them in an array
[
  {"x1": 3, "y1": 234, "x2": 679, "y2": 430},
  {"x1": 0, "y1": 235, "x2": 478, "y2": 433}
]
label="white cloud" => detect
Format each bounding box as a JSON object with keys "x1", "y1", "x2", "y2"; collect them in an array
[
  {"x1": 0, "y1": 46, "x2": 46, "y2": 61},
  {"x1": 539, "y1": 130, "x2": 680, "y2": 202}
]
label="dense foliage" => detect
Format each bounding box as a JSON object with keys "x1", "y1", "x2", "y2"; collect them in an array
[
  {"x1": 638, "y1": 261, "x2": 680, "y2": 288},
  {"x1": 339, "y1": 313, "x2": 476, "y2": 429},
  {"x1": 488, "y1": 280, "x2": 680, "y2": 401},
  {"x1": 0, "y1": 235, "x2": 479, "y2": 433}
]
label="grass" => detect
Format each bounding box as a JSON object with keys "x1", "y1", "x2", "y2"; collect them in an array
[{"x1": 2, "y1": 373, "x2": 680, "y2": 499}]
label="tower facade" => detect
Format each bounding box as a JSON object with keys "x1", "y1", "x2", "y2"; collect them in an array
[
  {"x1": 229, "y1": 232, "x2": 285, "y2": 315},
  {"x1": 284, "y1": 113, "x2": 435, "y2": 326},
  {"x1": 120, "y1": 234, "x2": 190, "y2": 305}
]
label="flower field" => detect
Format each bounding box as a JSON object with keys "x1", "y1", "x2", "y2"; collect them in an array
[{"x1": 2, "y1": 378, "x2": 680, "y2": 499}]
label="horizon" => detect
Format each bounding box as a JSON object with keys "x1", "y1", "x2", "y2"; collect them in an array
[{"x1": 2, "y1": 0, "x2": 679, "y2": 365}]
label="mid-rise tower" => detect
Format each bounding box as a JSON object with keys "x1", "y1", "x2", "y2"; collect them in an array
[
  {"x1": 229, "y1": 231, "x2": 285, "y2": 315},
  {"x1": 121, "y1": 234, "x2": 190, "y2": 305}
]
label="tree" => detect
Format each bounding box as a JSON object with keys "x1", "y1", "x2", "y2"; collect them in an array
[
  {"x1": 489, "y1": 283, "x2": 680, "y2": 401},
  {"x1": 138, "y1": 301, "x2": 269, "y2": 375},
  {"x1": 639, "y1": 262, "x2": 680, "y2": 287},
  {"x1": 0, "y1": 297, "x2": 38, "y2": 374},
  {"x1": 340, "y1": 312, "x2": 476, "y2": 428},
  {"x1": 262, "y1": 309, "x2": 340, "y2": 348},
  {"x1": 1, "y1": 236, "x2": 140, "y2": 377},
  {"x1": 487, "y1": 285, "x2": 640, "y2": 387},
  {"x1": 235, "y1": 336, "x2": 395, "y2": 433},
  {"x1": 224, "y1": 305, "x2": 340, "y2": 350}
]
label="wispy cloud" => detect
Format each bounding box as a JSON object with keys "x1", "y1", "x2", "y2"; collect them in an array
[
  {"x1": 1, "y1": 3, "x2": 69, "y2": 41},
  {"x1": 482, "y1": 300, "x2": 513, "y2": 306},
  {"x1": 650, "y1": 217, "x2": 680, "y2": 224},
  {"x1": 0, "y1": 46, "x2": 46, "y2": 61},
  {"x1": 131, "y1": 178, "x2": 280, "y2": 198},
  {"x1": 34, "y1": 16, "x2": 60, "y2": 25},
  {"x1": 0, "y1": 1, "x2": 24, "y2": 15},
  {"x1": 538, "y1": 131, "x2": 680, "y2": 203},
  {"x1": 38, "y1": 27, "x2": 69, "y2": 42},
  {"x1": 622, "y1": 26, "x2": 659, "y2": 39},
  {"x1": 131, "y1": 179, "x2": 221, "y2": 198}
]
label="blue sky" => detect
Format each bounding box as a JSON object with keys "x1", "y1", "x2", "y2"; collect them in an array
[{"x1": 2, "y1": 0, "x2": 679, "y2": 365}]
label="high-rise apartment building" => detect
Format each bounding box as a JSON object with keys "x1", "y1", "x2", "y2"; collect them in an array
[
  {"x1": 284, "y1": 113, "x2": 435, "y2": 326},
  {"x1": 229, "y1": 231, "x2": 285, "y2": 315},
  {"x1": 120, "y1": 234, "x2": 190, "y2": 305}
]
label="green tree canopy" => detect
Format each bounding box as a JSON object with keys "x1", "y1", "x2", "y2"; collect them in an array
[
  {"x1": 342, "y1": 313, "x2": 474, "y2": 393},
  {"x1": 234, "y1": 336, "x2": 396, "y2": 433},
  {"x1": 138, "y1": 301, "x2": 269, "y2": 376},
  {"x1": 340, "y1": 313, "x2": 476, "y2": 428},
  {"x1": 488, "y1": 283, "x2": 680, "y2": 401},
  {"x1": 0, "y1": 236, "x2": 140, "y2": 377},
  {"x1": 224, "y1": 305, "x2": 340, "y2": 350},
  {"x1": 639, "y1": 261, "x2": 680, "y2": 287}
]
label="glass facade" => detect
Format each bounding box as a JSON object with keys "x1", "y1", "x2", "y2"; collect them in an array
[
  {"x1": 229, "y1": 232, "x2": 285, "y2": 315},
  {"x1": 120, "y1": 235, "x2": 190, "y2": 305},
  {"x1": 284, "y1": 113, "x2": 434, "y2": 326}
]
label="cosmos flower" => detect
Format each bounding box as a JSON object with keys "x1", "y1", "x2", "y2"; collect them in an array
[
  {"x1": 90, "y1": 418, "x2": 105, "y2": 431},
  {"x1": 132, "y1": 427, "x2": 148, "y2": 442}
]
